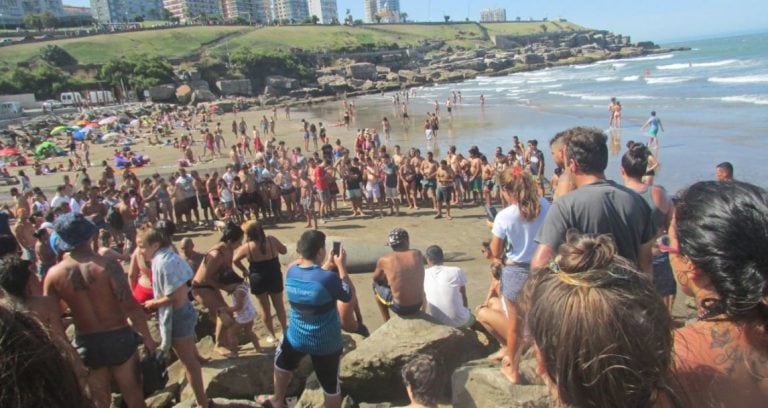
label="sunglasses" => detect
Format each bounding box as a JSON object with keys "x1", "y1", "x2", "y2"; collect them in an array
[{"x1": 656, "y1": 235, "x2": 679, "y2": 254}]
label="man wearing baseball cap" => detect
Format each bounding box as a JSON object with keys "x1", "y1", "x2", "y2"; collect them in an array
[
  {"x1": 43, "y1": 213, "x2": 156, "y2": 408},
  {"x1": 372, "y1": 228, "x2": 426, "y2": 322}
]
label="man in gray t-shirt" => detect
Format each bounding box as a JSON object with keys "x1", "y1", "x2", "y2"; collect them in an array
[{"x1": 530, "y1": 127, "x2": 655, "y2": 276}]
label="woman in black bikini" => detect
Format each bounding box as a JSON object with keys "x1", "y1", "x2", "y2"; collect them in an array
[
  {"x1": 191, "y1": 221, "x2": 244, "y2": 357},
  {"x1": 233, "y1": 220, "x2": 288, "y2": 344}
]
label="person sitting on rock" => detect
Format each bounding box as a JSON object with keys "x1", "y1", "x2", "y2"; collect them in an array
[
  {"x1": 372, "y1": 228, "x2": 426, "y2": 322},
  {"x1": 423, "y1": 245, "x2": 474, "y2": 328},
  {"x1": 526, "y1": 232, "x2": 676, "y2": 407},
  {"x1": 401, "y1": 354, "x2": 442, "y2": 408}
]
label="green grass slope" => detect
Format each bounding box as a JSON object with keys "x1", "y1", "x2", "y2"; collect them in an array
[{"x1": 0, "y1": 21, "x2": 588, "y2": 66}]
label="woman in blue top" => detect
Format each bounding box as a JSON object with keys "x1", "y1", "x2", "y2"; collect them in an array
[
  {"x1": 141, "y1": 225, "x2": 208, "y2": 408},
  {"x1": 258, "y1": 230, "x2": 352, "y2": 408}
]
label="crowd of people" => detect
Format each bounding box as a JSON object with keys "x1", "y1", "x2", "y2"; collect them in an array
[{"x1": 0, "y1": 96, "x2": 765, "y2": 408}]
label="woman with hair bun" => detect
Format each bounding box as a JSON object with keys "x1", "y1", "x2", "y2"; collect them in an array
[
  {"x1": 526, "y1": 232, "x2": 677, "y2": 407},
  {"x1": 665, "y1": 180, "x2": 768, "y2": 406}
]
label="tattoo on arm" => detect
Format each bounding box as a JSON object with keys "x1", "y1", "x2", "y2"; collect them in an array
[{"x1": 106, "y1": 259, "x2": 132, "y2": 301}]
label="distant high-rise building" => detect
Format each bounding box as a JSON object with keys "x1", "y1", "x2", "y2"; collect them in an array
[
  {"x1": 272, "y1": 0, "x2": 307, "y2": 23},
  {"x1": 480, "y1": 7, "x2": 506, "y2": 22},
  {"x1": 163, "y1": 0, "x2": 222, "y2": 22},
  {"x1": 90, "y1": 0, "x2": 163, "y2": 23},
  {"x1": 373, "y1": 0, "x2": 399, "y2": 23},
  {"x1": 363, "y1": 0, "x2": 375, "y2": 23},
  {"x1": 0, "y1": 0, "x2": 25, "y2": 25},
  {"x1": 22, "y1": 0, "x2": 65, "y2": 16},
  {"x1": 221, "y1": 0, "x2": 267, "y2": 23},
  {"x1": 307, "y1": 0, "x2": 335, "y2": 24}
]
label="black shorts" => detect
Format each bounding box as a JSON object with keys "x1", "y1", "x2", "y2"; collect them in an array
[
  {"x1": 73, "y1": 326, "x2": 141, "y2": 369},
  {"x1": 198, "y1": 195, "x2": 211, "y2": 210},
  {"x1": 249, "y1": 258, "x2": 283, "y2": 295},
  {"x1": 275, "y1": 336, "x2": 342, "y2": 395},
  {"x1": 185, "y1": 196, "x2": 198, "y2": 211}
]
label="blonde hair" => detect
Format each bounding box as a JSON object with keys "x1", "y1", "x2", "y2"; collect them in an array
[
  {"x1": 137, "y1": 226, "x2": 171, "y2": 248},
  {"x1": 499, "y1": 166, "x2": 541, "y2": 221}
]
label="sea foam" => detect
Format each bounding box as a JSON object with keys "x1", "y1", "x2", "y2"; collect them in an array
[
  {"x1": 657, "y1": 59, "x2": 739, "y2": 70},
  {"x1": 708, "y1": 74, "x2": 768, "y2": 84}
]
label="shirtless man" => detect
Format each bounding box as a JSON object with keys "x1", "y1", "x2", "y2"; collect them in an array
[
  {"x1": 608, "y1": 97, "x2": 617, "y2": 128},
  {"x1": 191, "y1": 171, "x2": 211, "y2": 224},
  {"x1": 435, "y1": 160, "x2": 455, "y2": 219},
  {"x1": 116, "y1": 192, "x2": 137, "y2": 253},
  {"x1": 468, "y1": 147, "x2": 483, "y2": 204},
  {"x1": 372, "y1": 228, "x2": 425, "y2": 322},
  {"x1": 13, "y1": 215, "x2": 36, "y2": 261},
  {"x1": 481, "y1": 156, "x2": 495, "y2": 207},
  {"x1": 420, "y1": 152, "x2": 438, "y2": 210},
  {"x1": 180, "y1": 237, "x2": 205, "y2": 272},
  {"x1": 44, "y1": 213, "x2": 155, "y2": 408},
  {"x1": 11, "y1": 187, "x2": 30, "y2": 218},
  {"x1": 399, "y1": 158, "x2": 418, "y2": 209}
]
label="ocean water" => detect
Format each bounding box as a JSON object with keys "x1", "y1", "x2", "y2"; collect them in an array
[{"x1": 311, "y1": 32, "x2": 768, "y2": 192}]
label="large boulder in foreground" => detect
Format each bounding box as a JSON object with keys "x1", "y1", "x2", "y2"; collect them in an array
[
  {"x1": 339, "y1": 313, "x2": 491, "y2": 403},
  {"x1": 451, "y1": 359, "x2": 553, "y2": 407}
]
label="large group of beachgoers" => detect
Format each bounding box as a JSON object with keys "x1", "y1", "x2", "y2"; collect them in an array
[{"x1": 0, "y1": 93, "x2": 764, "y2": 408}]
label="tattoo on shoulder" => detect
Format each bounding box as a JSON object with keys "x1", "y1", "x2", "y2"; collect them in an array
[
  {"x1": 710, "y1": 327, "x2": 732, "y2": 349},
  {"x1": 106, "y1": 258, "x2": 132, "y2": 301}
]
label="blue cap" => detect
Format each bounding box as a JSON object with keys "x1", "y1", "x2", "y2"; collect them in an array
[{"x1": 54, "y1": 213, "x2": 98, "y2": 252}]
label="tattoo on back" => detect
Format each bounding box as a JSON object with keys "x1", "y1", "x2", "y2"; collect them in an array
[
  {"x1": 67, "y1": 265, "x2": 90, "y2": 291},
  {"x1": 106, "y1": 258, "x2": 132, "y2": 301}
]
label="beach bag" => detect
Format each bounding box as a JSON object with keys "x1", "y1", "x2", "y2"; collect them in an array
[
  {"x1": 140, "y1": 352, "x2": 168, "y2": 397},
  {"x1": 106, "y1": 205, "x2": 124, "y2": 230}
]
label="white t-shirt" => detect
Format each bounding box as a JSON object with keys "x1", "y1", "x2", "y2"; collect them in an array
[
  {"x1": 50, "y1": 194, "x2": 70, "y2": 209},
  {"x1": 492, "y1": 197, "x2": 550, "y2": 263},
  {"x1": 424, "y1": 264, "x2": 470, "y2": 328}
]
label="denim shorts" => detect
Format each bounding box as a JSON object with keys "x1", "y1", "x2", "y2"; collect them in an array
[
  {"x1": 501, "y1": 265, "x2": 529, "y2": 302},
  {"x1": 172, "y1": 302, "x2": 198, "y2": 340},
  {"x1": 652, "y1": 253, "x2": 677, "y2": 297}
]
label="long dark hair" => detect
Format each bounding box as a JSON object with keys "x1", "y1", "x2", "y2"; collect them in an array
[
  {"x1": 621, "y1": 142, "x2": 650, "y2": 179},
  {"x1": 675, "y1": 180, "x2": 768, "y2": 330},
  {"x1": 245, "y1": 221, "x2": 267, "y2": 253},
  {"x1": 0, "y1": 305, "x2": 93, "y2": 408}
]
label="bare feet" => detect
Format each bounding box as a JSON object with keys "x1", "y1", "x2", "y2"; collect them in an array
[
  {"x1": 487, "y1": 347, "x2": 507, "y2": 361},
  {"x1": 214, "y1": 346, "x2": 237, "y2": 359},
  {"x1": 500, "y1": 355, "x2": 521, "y2": 384}
]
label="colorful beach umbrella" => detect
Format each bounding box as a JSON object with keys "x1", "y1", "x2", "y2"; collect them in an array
[
  {"x1": 50, "y1": 125, "x2": 68, "y2": 135},
  {"x1": 76, "y1": 119, "x2": 89, "y2": 126},
  {"x1": 0, "y1": 147, "x2": 20, "y2": 156},
  {"x1": 84, "y1": 122, "x2": 99, "y2": 128},
  {"x1": 98, "y1": 116, "x2": 118, "y2": 126}
]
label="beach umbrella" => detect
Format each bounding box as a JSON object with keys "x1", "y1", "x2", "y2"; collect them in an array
[
  {"x1": 84, "y1": 122, "x2": 99, "y2": 128},
  {"x1": 73, "y1": 128, "x2": 94, "y2": 140},
  {"x1": 98, "y1": 116, "x2": 118, "y2": 126},
  {"x1": 76, "y1": 119, "x2": 89, "y2": 126},
  {"x1": 129, "y1": 119, "x2": 140, "y2": 127},
  {"x1": 50, "y1": 125, "x2": 69, "y2": 135},
  {"x1": 0, "y1": 147, "x2": 20, "y2": 156}
]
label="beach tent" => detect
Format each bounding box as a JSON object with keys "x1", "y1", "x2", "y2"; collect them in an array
[
  {"x1": 50, "y1": 125, "x2": 79, "y2": 136},
  {"x1": 34, "y1": 141, "x2": 66, "y2": 159}
]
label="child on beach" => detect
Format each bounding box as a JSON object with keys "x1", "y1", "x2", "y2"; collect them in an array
[
  {"x1": 299, "y1": 171, "x2": 317, "y2": 229},
  {"x1": 218, "y1": 274, "x2": 262, "y2": 356}
]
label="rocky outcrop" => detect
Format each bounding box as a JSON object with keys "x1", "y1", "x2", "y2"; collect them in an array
[
  {"x1": 264, "y1": 76, "x2": 299, "y2": 96},
  {"x1": 451, "y1": 359, "x2": 552, "y2": 407},
  {"x1": 173, "y1": 398, "x2": 261, "y2": 407},
  {"x1": 216, "y1": 79, "x2": 253, "y2": 96},
  {"x1": 346, "y1": 62, "x2": 377, "y2": 81},
  {"x1": 317, "y1": 75, "x2": 349, "y2": 92},
  {"x1": 148, "y1": 84, "x2": 176, "y2": 102},
  {"x1": 296, "y1": 373, "x2": 355, "y2": 408},
  {"x1": 339, "y1": 314, "x2": 492, "y2": 403},
  {"x1": 189, "y1": 89, "x2": 216, "y2": 105}
]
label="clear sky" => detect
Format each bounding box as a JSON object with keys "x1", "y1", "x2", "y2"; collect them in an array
[{"x1": 66, "y1": 0, "x2": 768, "y2": 43}]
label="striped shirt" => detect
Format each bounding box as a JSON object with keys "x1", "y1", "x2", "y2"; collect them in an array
[{"x1": 285, "y1": 264, "x2": 351, "y2": 355}]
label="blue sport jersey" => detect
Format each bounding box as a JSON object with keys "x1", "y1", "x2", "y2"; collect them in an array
[{"x1": 285, "y1": 264, "x2": 352, "y2": 355}]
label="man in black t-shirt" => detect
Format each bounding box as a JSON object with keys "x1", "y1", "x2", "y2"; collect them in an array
[{"x1": 530, "y1": 127, "x2": 654, "y2": 277}]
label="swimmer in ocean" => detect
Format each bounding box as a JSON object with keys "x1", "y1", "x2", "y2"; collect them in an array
[{"x1": 641, "y1": 111, "x2": 664, "y2": 151}]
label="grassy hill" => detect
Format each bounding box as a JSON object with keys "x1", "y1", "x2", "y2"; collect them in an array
[{"x1": 0, "y1": 21, "x2": 586, "y2": 66}]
